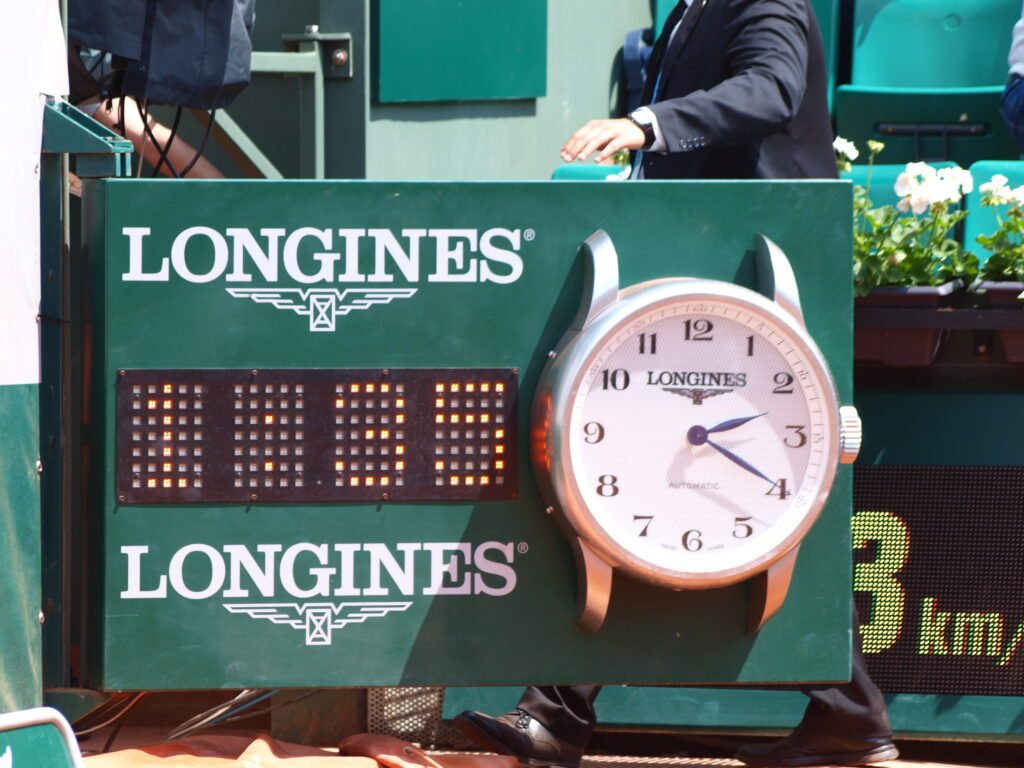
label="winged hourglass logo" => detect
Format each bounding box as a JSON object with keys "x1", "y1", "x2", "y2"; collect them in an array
[
  {"x1": 662, "y1": 386, "x2": 732, "y2": 405},
  {"x1": 224, "y1": 601, "x2": 413, "y2": 645},
  {"x1": 226, "y1": 288, "x2": 418, "y2": 332}
]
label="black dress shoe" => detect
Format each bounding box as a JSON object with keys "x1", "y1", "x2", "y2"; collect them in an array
[
  {"x1": 454, "y1": 709, "x2": 585, "y2": 768},
  {"x1": 735, "y1": 729, "x2": 899, "y2": 767}
]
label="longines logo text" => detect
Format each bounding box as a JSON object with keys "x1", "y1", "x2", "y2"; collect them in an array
[
  {"x1": 647, "y1": 371, "x2": 748, "y2": 388},
  {"x1": 650, "y1": 370, "x2": 747, "y2": 405},
  {"x1": 120, "y1": 225, "x2": 531, "y2": 331},
  {"x1": 121, "y1": 541, "x2": 520, "y2": 645}
]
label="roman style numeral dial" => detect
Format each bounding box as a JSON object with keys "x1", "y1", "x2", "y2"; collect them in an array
[{"x1": 531, "y1": 231, "x2": 859, "y2": 633}]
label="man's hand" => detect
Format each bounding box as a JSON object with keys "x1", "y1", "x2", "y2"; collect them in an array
[{"x1": 560, "y1": 118, "x2": 645, "y2": 164}]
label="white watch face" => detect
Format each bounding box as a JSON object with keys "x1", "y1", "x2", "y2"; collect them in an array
[{"x1": 564, "y1": 290, "x2": 837, "y2": 583}]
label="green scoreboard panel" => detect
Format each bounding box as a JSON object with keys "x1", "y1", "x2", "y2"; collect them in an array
[{"x1": 81, "y1": 179, "x2": 853, "y2": 691}]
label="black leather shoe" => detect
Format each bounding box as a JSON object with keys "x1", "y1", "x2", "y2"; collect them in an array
[
  {"x1": 735, "y1": 730, "x2": 899, "y2": 767},
  {"x1": 454, "y1": 709, "x2": 585, "y2": 768}
]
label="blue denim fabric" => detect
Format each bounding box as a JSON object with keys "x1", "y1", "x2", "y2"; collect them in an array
[{"x1": 1001, "y1": 75, "x2": 1024, "y2": 152}]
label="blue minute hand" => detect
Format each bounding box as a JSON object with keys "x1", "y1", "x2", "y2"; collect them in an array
[
  {"x1": 705, "y1": 438, "x2": 778, "y2": 488},
  {"x1": 686, "y1": 419, "x2": 779, "y2": 490}
]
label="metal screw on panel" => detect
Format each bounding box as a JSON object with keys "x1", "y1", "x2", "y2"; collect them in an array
[
  {"x1": 306, "y1": 24, "x2": 320, "y2": 35},
  {"x1": 381, "y1": 493, "x2": 389, "y2": 501},
  {"x1": 119, "y1": 369, "x2": 126, "y2": 376},
  {"x1": 547, "y1": 351, "x2": 556, "y2": 359},
  {"x1": 251, "y1": 370, "x2": 258, "y2": 377},
  {"x1": 39, "y1": 611, "x2": 45, "y2": 625},
  {"x1": 250, "y1": 494, "x2": 258, "y2": 502},
  {"x1": 117, "y1": 495, "x2": 125, "y2": 503},
  {"x1": 332, "y1": 49, "x2": 348, "y2": 67},
  {"x1": 36, "y1": 460, "x2": 43, "y2": 475},
  {"x1": 545, "y1": 506, "x2": 554, "y2": 515},
  {"x1": 512, "y1": 368, "x2": 519, "y2": 376}
]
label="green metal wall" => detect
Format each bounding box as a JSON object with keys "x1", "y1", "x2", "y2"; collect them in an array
[
  {"x1": 80, "y1": 178, "x2": 853, "y2": 691},
  {"x1": 0, "y1": 383, "x2": 43, "y2": 712},
  {"x1": 205, "y1": 0, "x2": 651, "y2": 180},
  {"x1": 366, "y1": 0, "x2": 650, "y2": 179}
]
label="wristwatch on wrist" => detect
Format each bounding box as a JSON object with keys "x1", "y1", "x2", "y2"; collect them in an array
[{"x1": 626, "y1": 112, "x2": 655, "y2": 150}]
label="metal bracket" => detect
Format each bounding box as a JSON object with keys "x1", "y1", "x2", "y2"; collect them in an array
[{"x1": 282, "y1": 27, "x2": 354, "y2": 80}]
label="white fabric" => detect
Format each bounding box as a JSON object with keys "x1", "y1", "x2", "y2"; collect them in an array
[
  {"x1": 1010, "y1": 1, "x2": 1024, "y2": 77},
  {"x1": 0, "y1": 1, "x2": 68, "y2": 386}
]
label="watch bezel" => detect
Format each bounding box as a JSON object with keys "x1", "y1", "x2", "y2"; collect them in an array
[{"x1": 532, "y1": 277, "x2": 842, "y2": 590}]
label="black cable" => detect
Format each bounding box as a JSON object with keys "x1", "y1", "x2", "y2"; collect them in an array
[
  {"x1": 136, "y1": 98, "x2": 181, "y2": 178},
  {"x1": 166, "y1": 689, "x2": 270, "y2": 741},
  {"x1": 74, "y1": 692, "x2": 148, "y2": 737},
  {"x1": 100, "y1": 692, "x2": 149, "y2": 753},
  {"x1": 151, "y1": 106, "x2": 183, "y2": 178},
  {"x1": 179, "y1": 109, "x2": 218, "y2": 177},
  {"x1": 115, "y1": 92, "x2": 125, "y2": 137},
  {"x1": 220, "y1": 689, "x2": 321, "y2": 724}
]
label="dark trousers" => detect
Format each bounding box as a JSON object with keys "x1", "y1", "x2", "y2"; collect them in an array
[{"x1": 517, "y1": 617, "x2": 891, "y2": 748}]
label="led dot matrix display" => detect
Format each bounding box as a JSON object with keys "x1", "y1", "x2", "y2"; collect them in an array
[
  {"x1": 117, "y1": 369, "x2": 517, "y2": 503},
  {"x1": 432, "y1": 380, "x2": 508, "y2": 489},
  {"x1": 333, "y1": 380, "x2": 406, "y2": 490},
  {"x1": 128, "y1": 382, "x2": 206, "y2": 493}
]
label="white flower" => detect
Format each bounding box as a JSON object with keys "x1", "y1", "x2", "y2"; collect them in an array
[
  {"x1": 895, "y1": 162, "x2": 970, "y2": 211},
  {"x1": 894, "y1": 171, "x2": 918, "y2": 198},
  {"x1": 980, "y1": 174, "x2": 1012, "y2": 205},
  {"x1": 980, "y1": 174, "x2": 1009, "y2": 193},
  {"x1": 1010, "y1": 185, "x2": 1024, "y2": 207},
  {"x1": 904, "y1": 162, "x2": 938, "y2": 181},
  {"x1": 921, "y1": 176, "x2": 961, "y2": 205},
  {"x1": 897, "y1": 189, "x2": 931, "y2": 215},
  {"x1": 938, "y1": 166, "x2": 973, "y2": 196},
  {"x1": 833, "y1": 136, "x2": 859, "y2": 162}
]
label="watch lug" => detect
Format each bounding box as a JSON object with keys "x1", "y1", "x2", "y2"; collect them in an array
[
  {"x1": 755, "y1": 234, "x2": 805, "y2": 328},
  {"x1": 572, "y1": 537, "x2": 613, "y2": 632},
  {"x1": 572, "y1": 230, "x2": 621, "y2": 331},
  {"x1": 747, "y1": 545, "x2": 800, "y2": 634}
]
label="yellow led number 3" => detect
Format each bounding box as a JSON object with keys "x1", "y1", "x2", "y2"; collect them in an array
[{"x1": 852, "y1": 510, "x2": 910, "y2": 654}]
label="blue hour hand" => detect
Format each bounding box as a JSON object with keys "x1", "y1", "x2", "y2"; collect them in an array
[{"x1": 707, "y1": 413, "x2": 767, "y2": 434}]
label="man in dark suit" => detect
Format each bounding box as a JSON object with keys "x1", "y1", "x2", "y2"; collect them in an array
[
  {"x1": 560, "y1": 0, "x2": 836, "y2": 180},
  {"x1": 456, "y1": 2, "x2": 897, "y2": 766}
]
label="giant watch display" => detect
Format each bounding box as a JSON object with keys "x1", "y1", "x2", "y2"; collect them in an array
[{"x1": 531, "y1": 230, "x2": 861, "y2": 632}]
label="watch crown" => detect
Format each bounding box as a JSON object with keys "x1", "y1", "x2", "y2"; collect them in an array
[{"x1": 838, "y1": 405, "x2": 862, "y2": 464}]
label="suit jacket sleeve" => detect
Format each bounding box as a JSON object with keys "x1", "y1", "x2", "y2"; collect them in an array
[{"x1": 647, "y1": 0, "x2": 812, "y2": 153}]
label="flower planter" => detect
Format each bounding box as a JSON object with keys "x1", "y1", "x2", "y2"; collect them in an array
[
  {"x1": 853, "y1": 280, "x2": 963, "y2": 366},
  {"x1": 978, "y1": 281, "x2": 1024, "y2": 363}
]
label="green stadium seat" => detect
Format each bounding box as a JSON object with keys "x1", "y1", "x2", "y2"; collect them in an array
[
  {"x1": 964, "y1": 160, "x2": 1024, "y2": 265},
  {"x1": 551, "y1": 164, "x2": 629, "y2": 180},
  {"x1": 835, "y1": 0, "x2": 1020, "y2": 166},
  {"x1": 654, "y1": 0, "x2": 675, "y2": 36},
  {"x1": 0, "y1": 707, "x2": 83, "y2": 767}
]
